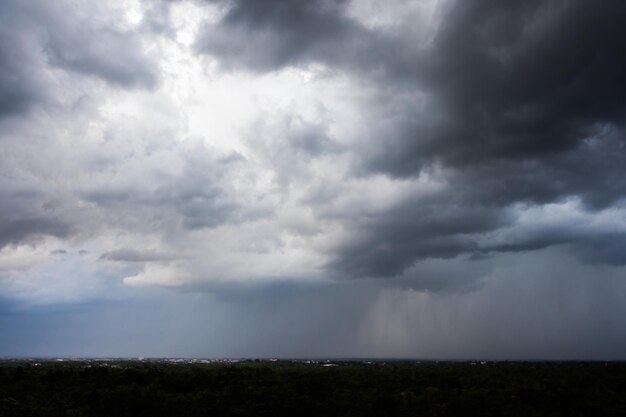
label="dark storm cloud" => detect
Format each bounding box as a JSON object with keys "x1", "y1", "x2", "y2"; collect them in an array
[
  {"x1": 448, "y1": 131, "x2": 626, "y2": 209},
  {"x1": 39, "y1": 0, "x2": 621, "y2": 286},
  {"x1": 194, "y1": 0, "x2": 384, "y2": 72},
  {"x1": 193, "y1": 0, "x2": 434, "y2": 88},
  {"x1": 192, "y1": 0, "x2": 626, "y2": 280},
  {"x1": 367, "y1": 0, "x2": 626, "y2": 175},
  {"x1": 328, "y1": 197, "x2": 508, "y2": 278},
  {"x1": 3, "y1": 0, "x2": 626, "y2": 361},
  {"x1": 331, "y1": 127, "x2": 626, "y2": 277},
  {"x1": 324, "y1": 0, "x2": 626, "y2": 278}
]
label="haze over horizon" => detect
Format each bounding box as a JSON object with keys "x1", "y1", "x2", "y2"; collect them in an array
[{"x1": 2, "y1": 0, "x2": 626, "y2": 360}]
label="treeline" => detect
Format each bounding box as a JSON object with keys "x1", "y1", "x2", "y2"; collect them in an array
[{"x1": 1, "y1": 361, "x2": 626, "y2": 416}]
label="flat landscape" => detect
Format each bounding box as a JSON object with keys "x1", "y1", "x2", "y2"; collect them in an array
[{"x1": 2, "y1": 360, "x2": 626, "y2": 416}]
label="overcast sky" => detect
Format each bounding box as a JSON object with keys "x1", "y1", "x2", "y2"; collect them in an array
[{"x1": 1, "y1": 0, "x2": 626, "y2": 359}]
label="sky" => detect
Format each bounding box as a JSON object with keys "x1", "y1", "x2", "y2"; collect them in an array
[{"x1": 1, "y1": 0, "x2": 626, "y2": 359}]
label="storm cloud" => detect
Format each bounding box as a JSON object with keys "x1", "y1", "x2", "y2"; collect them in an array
[
  {"x1": 191, "y1": 0, "x2": 626, "y2": 280},
  {"x1": 1, "y1": 0, "x2": 626, "y2": 359}
]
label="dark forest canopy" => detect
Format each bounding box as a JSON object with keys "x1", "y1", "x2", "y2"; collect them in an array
[{"x1": 1, "y1": 360, "x2": 626, "y2": 416}]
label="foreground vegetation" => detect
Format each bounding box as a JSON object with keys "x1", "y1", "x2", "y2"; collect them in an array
[{"x1": 1, "y1": 359, "x2": 625, "y2": 416}]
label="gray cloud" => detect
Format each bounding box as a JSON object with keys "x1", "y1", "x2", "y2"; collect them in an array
[
  {"x1": 0, "y1": 1, "x2": 50, "y2": 120},
  {"x1": 195, "y1": 0, "x2": 356, "y2": 71},
  {"x1": 0, "y1": 217, "x2": 71, "y2": 249},
  {"x1": 0, "y1": 186, "x2": 73, "y2": 249},
  {"x1": 365, "y1": 0, "x2": 626, "y2": 177},
  {"x1": 0, "y1": 0, "x2": 163, "y2": 246},
  {"x1": 241, "y1": 113, "x2": 341, "y2": 186},
  {"x1": 0, "y1": 1, "x2": 167, "y2": 257},
  {"x1": 3, "y1": 0, "x2": 625, "y2": 285},
  {"x1": 0, "y1": 0, "x2": 158, "y2": 104},
  {"x1": 327, "y1": 197, "x2": 509, "y2": 278},
  {"x1": 100, "y1": 248, "x2": 179, "y2": 263},
  {"x1": 79, "y1": 147, "x2": 255, "y2": 234},
  {"x1": 2, "y1": 0, "x2": 626, "y2": 360},
  {"x1": 44, "y1": 14, "x2": 159, "y2": 89},
  {"x1": 267, "y1": 0, "x2": 626, "y2": 279}
]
